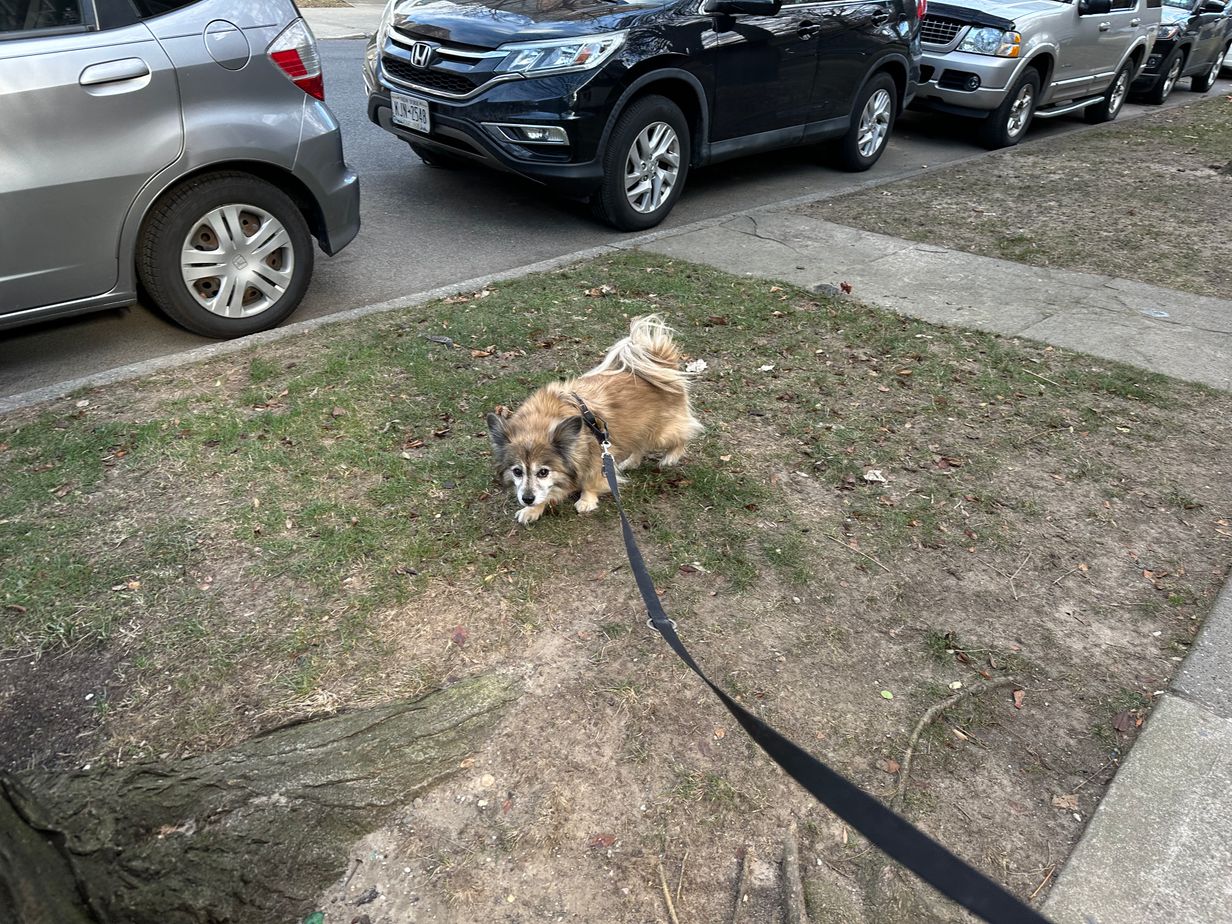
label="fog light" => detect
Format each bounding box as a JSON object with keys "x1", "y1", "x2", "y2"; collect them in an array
[
  {"x1": 964, "y1": 75, "x2": 981, "y2": 91},
  {"x1": 485, "y1": 123, "x2": 569, "y2": 145}
]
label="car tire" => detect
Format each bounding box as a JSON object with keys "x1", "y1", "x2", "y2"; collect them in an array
[
  {"x1": 1190, "y1": 44, "x2": 1227, "y2": 92},
  {"x1": 591, "y1": 95, "x2": 690, "y2": 232},
  {"x1": 1144, "y1": 50, "x2": 1183, "y2": 104},
  {"x1": 137, "y1": 172, "x2": 314, "y2": 339},
  {"x1": 835, "y1": 72, "x2": 897, "y2": 170},
  {"x1": 409, "y1": 140, "x2": 468, "y2": 168},
  {"x1": 977, "y1": 68, "x2": 1040, "y2": 149},
  {"x1": 1085, "y1": 59, "x2": 1133, "y2": 123}
]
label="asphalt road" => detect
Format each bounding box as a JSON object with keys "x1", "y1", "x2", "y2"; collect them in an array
[{"x1": 2, "y1": 41, "x2": 1226, "y2": 399}]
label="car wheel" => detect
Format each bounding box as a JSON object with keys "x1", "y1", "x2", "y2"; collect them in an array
[
  {"x1": 1190, "y1": 44, "x2": 1227, "y2": 92},
  {"x1": 977, "y1": 68, "x2": 1040, "y2": 149},
  {"x1": 835, "y1": 72, "x2": 897, "y2": 170},
  {"x1": 137, "y1": 173, "x2": 313, "y2": 339},
  {"x1": 1145, "y1": 51, "x2": 1183, "y2": 104},
  {"x1": 409, "y1": 140, "x2": 468, "y2": 168},
  {"x1": 591, "y1": 95, "x2": 690, "y2": 232},
  {"x1": 1085, "y1": 60, "x2": 1132, "y2": 123}
]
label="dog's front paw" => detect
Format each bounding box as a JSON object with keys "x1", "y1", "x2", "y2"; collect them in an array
[
  {"x1": 574, "y1": 495, "x2": 599, "y2": 514},
  {"x1": 516, "y1": 505, "x2": 544, "y2": 526}
]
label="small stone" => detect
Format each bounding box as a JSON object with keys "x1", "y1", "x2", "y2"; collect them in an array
[{"x1": 479, "y1": 773, "x2": 495, "y2": 788}]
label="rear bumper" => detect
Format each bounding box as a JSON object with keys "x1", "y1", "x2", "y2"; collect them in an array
[{"x1": 295, "y1": 99, "x2": 361, "y2": 256}]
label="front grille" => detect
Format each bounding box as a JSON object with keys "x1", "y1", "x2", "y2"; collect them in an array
[
  {"x1": 382, "y1": 58, "x2": 482, "y2": 96},
  {"x1": 920, "y1": 15, "x2": 965, "y2": 45}
]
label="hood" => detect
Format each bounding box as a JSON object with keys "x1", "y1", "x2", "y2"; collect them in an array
[
  {"x1": 391, "y1": 0, "x2": 670, "y2": 49},
  {"x1": 928, "y1": 0, "x2": 1059, "y2": 29}
]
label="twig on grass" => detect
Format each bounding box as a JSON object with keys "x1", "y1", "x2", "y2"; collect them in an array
[
  {"x1": 1009, "y1": 551, "x2": 1033, "y2": 600},
  {"x1": 783, "y1": 823, "x2": 810, "y2": 924},
  {"x1": 658, "y1": 862, "x2": 681, "y2": 924},
  {"x1": 824, "y1": 533, "x2": 893, "y2": 574},
  {"x1": 893, "y1": 677, "x2": 1021, "y2": 809},
  {"x1": 1029, "y1": 865, "x2": 1056, "y2": 901},
  {"x1": 1022, "y1": 368, "x2": 1064, "y2": 388},
  {"x1": 730, "y1": 846, "x2": 754, "y2": 924},
  {"x1": 677, "y1": 849, "x2": 688, "y2": 905}
]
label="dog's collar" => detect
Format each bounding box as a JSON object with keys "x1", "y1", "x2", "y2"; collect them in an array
[{"x1": 570, "y1": 392, "x2": 610, "y2": 447}]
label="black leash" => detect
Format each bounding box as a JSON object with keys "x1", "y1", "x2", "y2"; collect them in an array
[{"x1": 570, "y1": 395, "x2": 1051, "y2": 924}]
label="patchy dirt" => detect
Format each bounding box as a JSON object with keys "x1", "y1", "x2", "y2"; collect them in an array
[
  {"x1": 815, "y1": 96, "x2": 1232, "y2": 299},
  {"x1": 3, "y1": 254, "x2": 1231, "y2": 922}
]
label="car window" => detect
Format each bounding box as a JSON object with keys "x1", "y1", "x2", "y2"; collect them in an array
[
  {"x1": 0, "y1": 0, "x2": 84, "y2": 33},
  {"x1": 1110, "y1": 0, "x2": 1135, "y2": 9},
  {"x1": 129, "y1": 0, "x2": 201, "y2": 17}
]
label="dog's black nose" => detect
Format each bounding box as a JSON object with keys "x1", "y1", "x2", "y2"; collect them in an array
[{"x1": 521, "y1": 493, "x2": 535, "y2": 505}]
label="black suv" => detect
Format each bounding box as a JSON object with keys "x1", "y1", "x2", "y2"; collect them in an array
[
  {"x1": 1132, "y1": 0, "x2": 1231, "y2": 104},
  {"x1": 364, "y1": 0, "x2": 922, "y2": 230}
]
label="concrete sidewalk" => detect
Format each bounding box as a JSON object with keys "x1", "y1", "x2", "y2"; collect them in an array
[
  {"x1": 640, "y1": 210, "x2": 1232, "y2": 392},
  {"x1": 639, "y1": 208, "x2": 1232, "y2": 922},
  {"x1": 302, "y1": 0, "x2": 383, "y2": 40}
]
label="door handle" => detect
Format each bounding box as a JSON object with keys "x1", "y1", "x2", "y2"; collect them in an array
[
  {"x1": 1129, "y1": 17, "x2": 1141, "y2": 24},
  {"x1": 79, "y1": 58, "x2": 151, "y2": 86},
  {"x1": 798, "y1": 21, "x2": 820, "y2": 38},
  {"x1": 1098, "y1": 20, "x2": 1111, "y2": 30},
  {"x1": 871, "y1": 10, "x2": 892, "y2": 23}
]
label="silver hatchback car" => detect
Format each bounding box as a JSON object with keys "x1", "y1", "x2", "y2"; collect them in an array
[{"x1": 0, "y1": 0, "x2": 359, "y2": 338}]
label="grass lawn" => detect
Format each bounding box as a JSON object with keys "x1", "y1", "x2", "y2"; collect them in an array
[
  {"x1": 2, "y1": 252, "x2": 1230, "y2": 921},
  {"x1": 816, "y1": 96, "x2": 1232, "y2": 299}
]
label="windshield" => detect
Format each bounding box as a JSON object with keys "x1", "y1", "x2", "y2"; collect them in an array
[{"x1": 1161, "y1": 0, "x2": 1192, "y2": 8}]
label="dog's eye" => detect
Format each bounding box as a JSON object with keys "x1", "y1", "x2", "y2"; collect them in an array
[
  {"x1": 536, "y1": 468, "x2": 549, "y2": 479},
  {"x1": 512, "y1": 467, "x2": 523, "y2": 478}
]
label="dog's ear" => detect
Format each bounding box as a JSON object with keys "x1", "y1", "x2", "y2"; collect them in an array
[
  {"x1": 551, "y1": 415, "x2": 585, "y2": 455},
  {"x1": 486, "y1": 413, "x2": 510, "y2": 452}
]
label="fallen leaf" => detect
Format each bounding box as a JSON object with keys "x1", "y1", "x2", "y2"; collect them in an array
[
  {"x1": 951, "y1": 727, "x2": 970, "y2": 742},
  {"x1": 450, "y1": 626, "x2": 468, "y2": 647},
  {"x1": 863, "y1": 469, "x2": 888, "y2": 484},
  {"x1": 459, "y1": 757, "x2": 476, "y2": 769},
  {"x1": 839, "y1": 281, "x2": 853, "y2": 294},
  {"x1": 1051, "y1": 794, "x2": 1078, "y2": 811},
  {"x1": 470, "y1": 348, "x2": 493, "y2": 358},
  {"x1": 5, "y1": 603, "x2": 28, "y2": 614},
  {"x1": 878, "y1": 758, "x2": 900, "y2": 774},
  {"x1": 1012, "y1": 689, "x2": 1025, "y2": 709},
  {"x1": 331, "y1": 406, "x2": 346, "y2": 418},
  {"x1": 713, "y1": 726, "x2": 726, "y2": 740},
  {"x1": 706, "y1": 315, "x2": 729, "y2": 326},
  {"x1": 589, "y1": 833, "x2": 617, "y2": 849},
  {"x1": 1112, "y1": 710, "x2": 1135, "y2": 733},
  {"x1": 758, "y1": 364, "x2": 776, "y2": 372},
  {"x1": 879, "y1": 690, "x2": 894, "y2": 700},
  {"x1": 51, "y1": 483, "x2": 74, "y2": 498}
]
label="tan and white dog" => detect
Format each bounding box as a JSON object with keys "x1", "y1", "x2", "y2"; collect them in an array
[{"x1": 487, "y1": 315, "x2": 702, "y2": 525}]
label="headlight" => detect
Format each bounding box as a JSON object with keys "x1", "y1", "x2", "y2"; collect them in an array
[
  {"x1": 957, "y1": 27, "x2": 1021, "y2": 57},
  {"x1": 1156, "y1": 23, "x2": 1182, "y2": 40},
  {"x1": 375, "y1": 0, "x2": 394, "y2": 51},
  {"x1": 497, "y1": 32, "x2": 626, "y2": 76}
]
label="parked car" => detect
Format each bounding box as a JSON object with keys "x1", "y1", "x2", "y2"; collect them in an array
[
  {"x1": 364, "y1": 0, "x2": 923, "y2": 231},
  {"x1": 0, "y1": 0, "x2": 359, "y2": 338},
  {"x1": 1132, "y1": 0, "x2": 1231, "y2": 102},
  {"x1": 913, "y1": 0, "x2": 1161, "y2": 148}
]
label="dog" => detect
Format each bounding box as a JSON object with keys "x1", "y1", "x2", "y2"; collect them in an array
[{"x1": 486, "y1": 315, "x2": 703, "y2": 525}]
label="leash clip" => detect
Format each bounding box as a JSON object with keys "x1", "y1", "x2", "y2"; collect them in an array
[
  {"x1": 601, "y1": 440, "x2": 613, "y2": 457},
  {"x1": 647, "y1": 617, "x2": 678, "y2": 633}
]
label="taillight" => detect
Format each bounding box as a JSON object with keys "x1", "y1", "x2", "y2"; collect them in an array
[{"x1": 268, "y1": 19, "x2": 325, "y2": 100}]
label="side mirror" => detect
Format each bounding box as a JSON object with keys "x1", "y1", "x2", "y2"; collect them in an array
[
  {"x1": 1078, "y1": 0, "x2": 1113, "y2": 13},
  {"x1": 704, "y1": 0, "x2": 783, "y2": 15}
]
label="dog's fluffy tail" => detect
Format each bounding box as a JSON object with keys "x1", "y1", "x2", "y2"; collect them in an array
[{"x1": 587, "y1": 314, "x2": 693, "y2": 393}]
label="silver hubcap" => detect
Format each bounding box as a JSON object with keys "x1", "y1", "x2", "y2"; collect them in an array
[
  {"x1": 1209, "y1": 57, "x2": 1221, "y2": 84},
  {"x1": 1162, "y1": 57, "x2": 1181, "y2": 97},
  {"x1": 624, "y1": 122, "x2": 680, "y2": 215},
  {"x1": 1109, "y1": 70, "x2": 1128, "y2": 114},
  {"x1": 1007, "y1": 83, "x2": 1034, "y2": 137},
  {"x1": 180, "y1": 204, "x2": 294, "y2": 318},
  {"x1": 858, "y1": 88, "x2": 893, "y2": 158}
]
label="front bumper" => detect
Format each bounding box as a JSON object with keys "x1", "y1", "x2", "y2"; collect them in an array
[
  {"x1": 1133, "y1": 39, "x2": 1177, "y2": 86},
  {"x1": 913, "y1": 47, "x2": 1026, "y2": 115},
  {"x1": 295, "y1": 98, "x2": 361, "y2": 256},
  {"x1": 363, "y1": 46, "x2": 614, "y2": 196}
]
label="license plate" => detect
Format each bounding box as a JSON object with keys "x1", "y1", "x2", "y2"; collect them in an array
[{"x1": 391, "y1": 91, "x2": 431, "y2": 134}]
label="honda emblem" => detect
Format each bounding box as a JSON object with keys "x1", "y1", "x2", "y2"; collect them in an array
[{"x1": 410, "y1": 41, "x2": 433, "y2": 68}]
